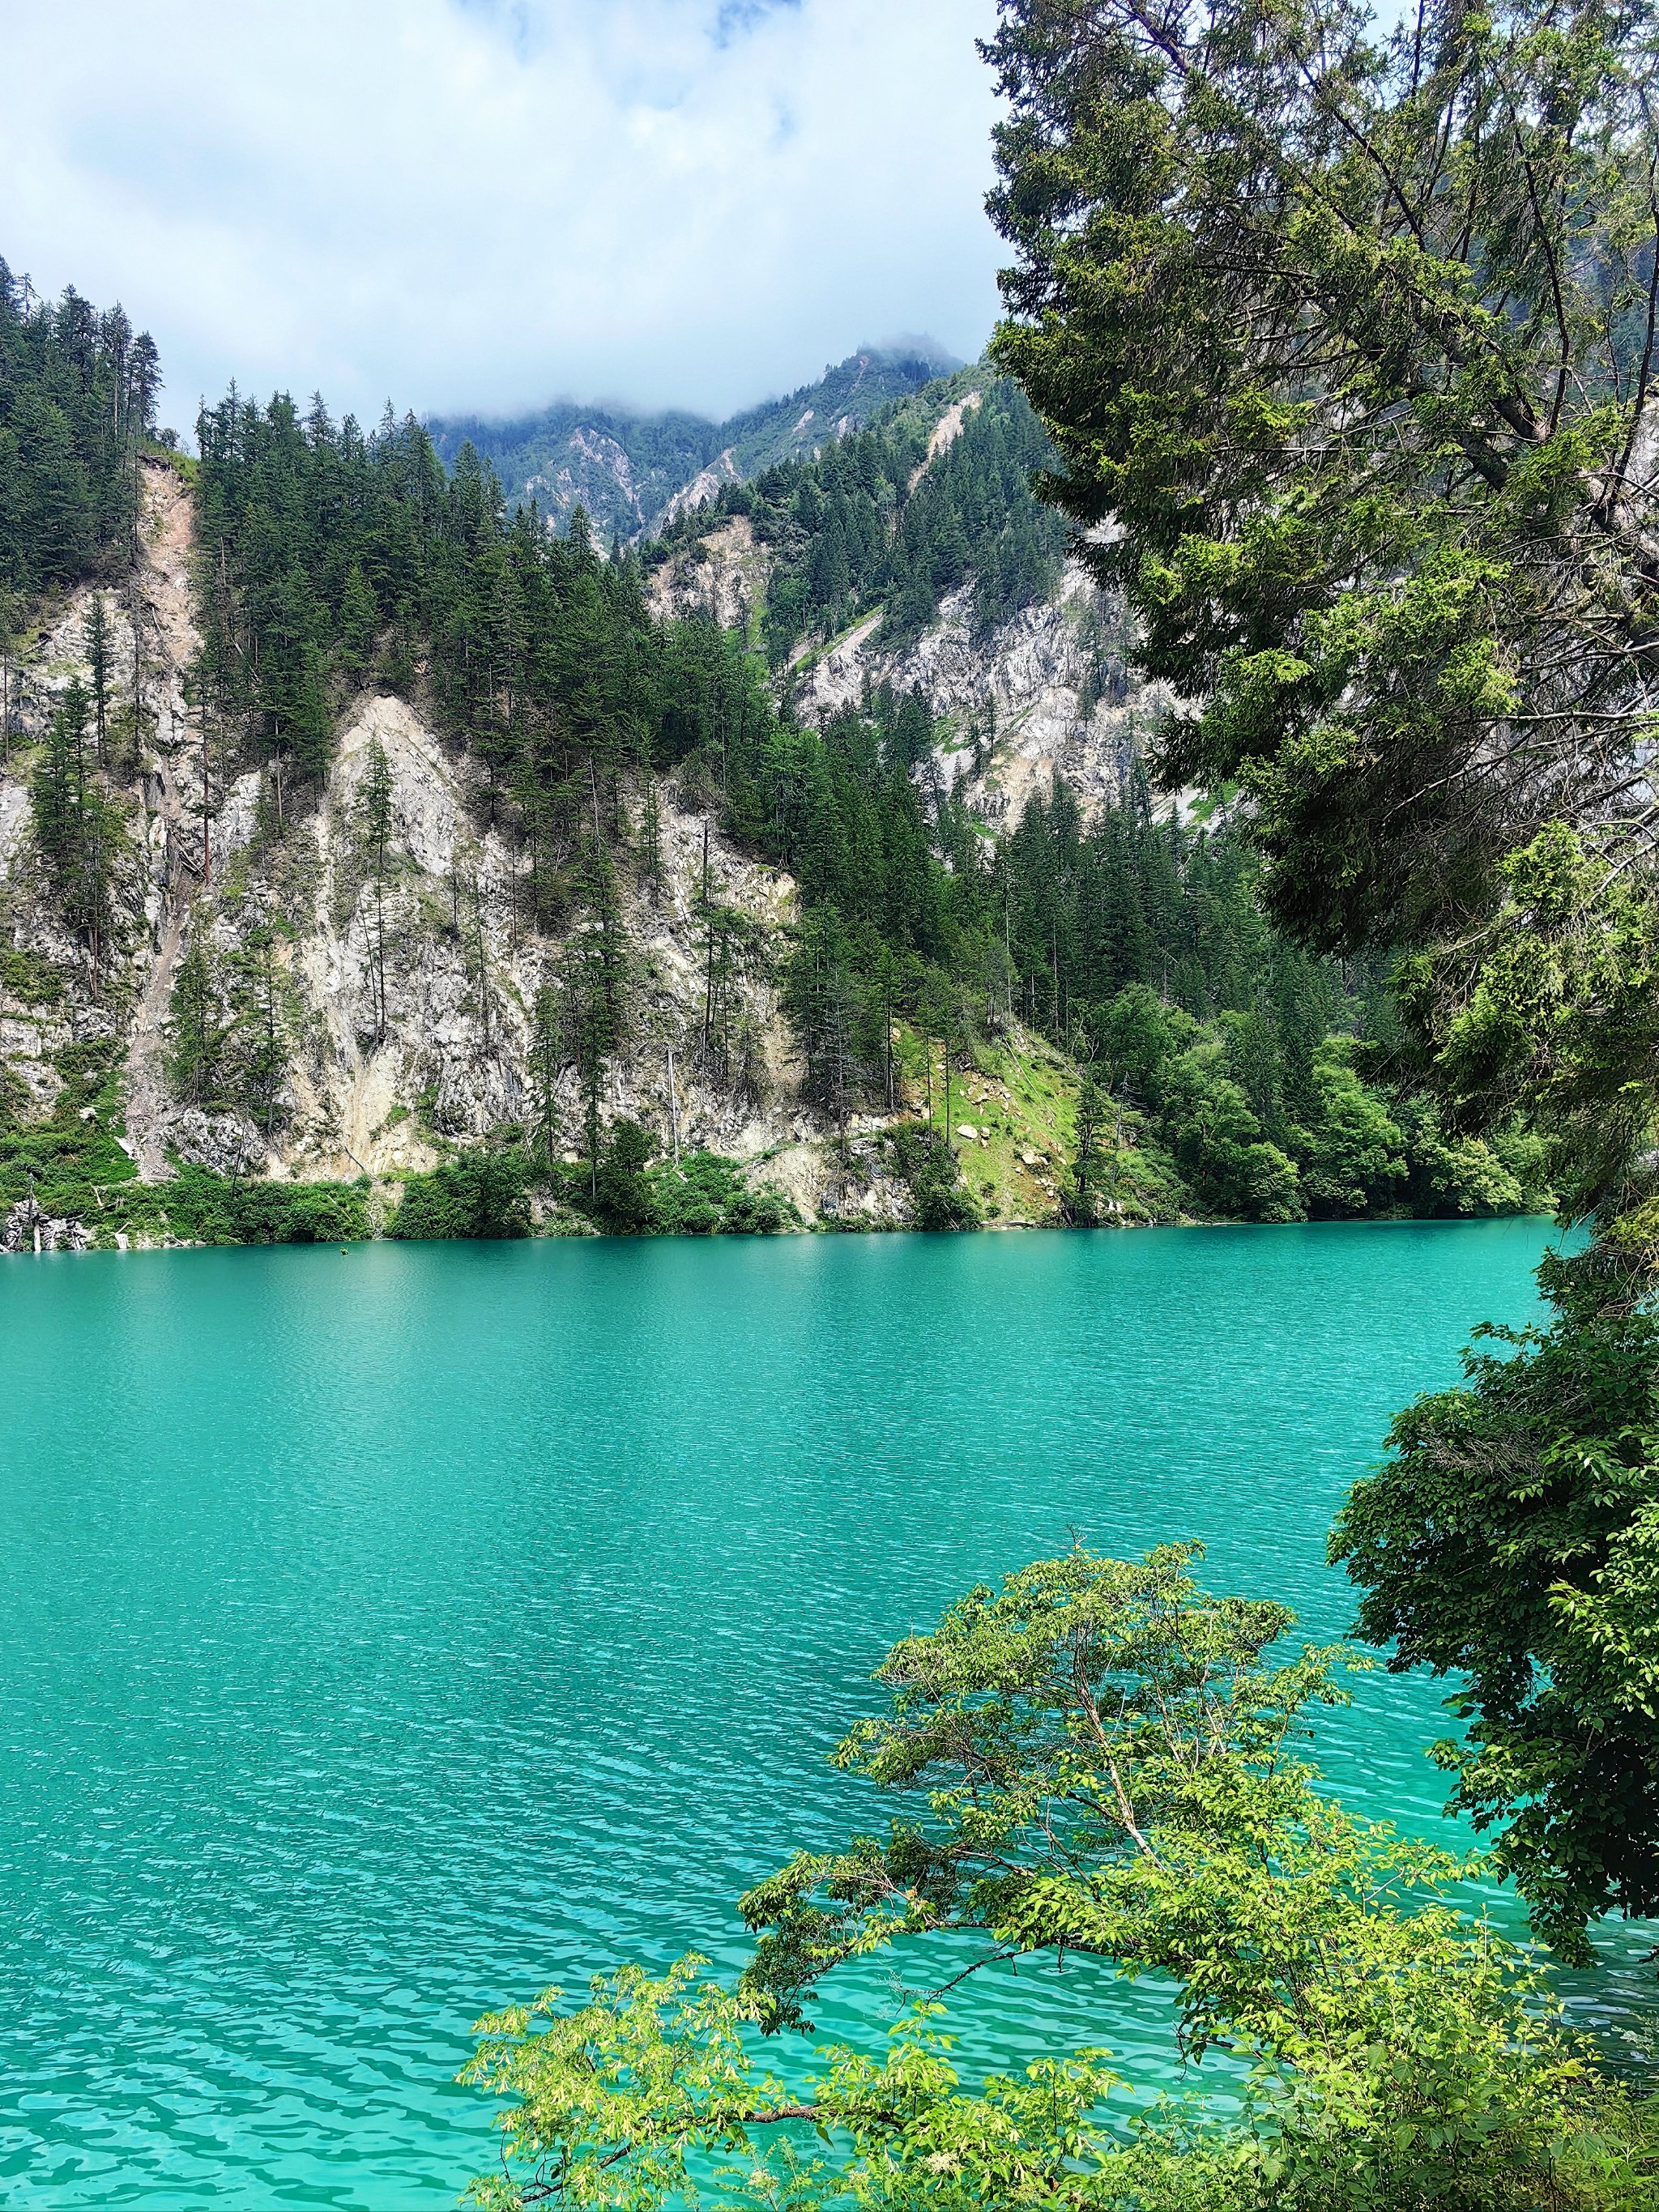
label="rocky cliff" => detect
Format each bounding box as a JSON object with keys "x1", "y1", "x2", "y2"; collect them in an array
[
  {"x1": 646, "y1": 371, "x2": 1166, "y2": 831},
  {"x1": 1, "y1": 462, "x2": 1092, "y2": 1246}
]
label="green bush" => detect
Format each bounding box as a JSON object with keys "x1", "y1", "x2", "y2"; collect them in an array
[
  {"x1": 649, "y1": 1149, "x2": 800, "y2": 1236},
  {"x1": 392, "y1": 1151, "x2": 532, "y2": 1241},
  {"x1": 0, "y1": 945, "x2": 66, "y2": 1006},
  {"x1": 885, "y1": 1122, "x2": 981, "y2": 1230},
  {"x1": 589, "y1": 1119, "x2": 657, "y2": 1234},
  {"x1": 168, "y1": 1170, "x2": 370, "y2": 1245}
]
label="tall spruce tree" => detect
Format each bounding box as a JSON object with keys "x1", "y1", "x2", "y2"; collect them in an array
[
  {"x1": 986, "y1": 0, "x2": 1659, "y2": 1950},
  {"x1": 355, "y1": 739, "x2": 396, "y2": 1045}
]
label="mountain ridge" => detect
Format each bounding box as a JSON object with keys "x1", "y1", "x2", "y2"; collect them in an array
[{"x1": 427, "y1": 340, "x2": 962, "y2": 542}]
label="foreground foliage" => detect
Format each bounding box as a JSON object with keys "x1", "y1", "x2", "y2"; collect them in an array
[
  {"x1": 987, "y1": 0, "x2": 1659, "y2": 1955},
  {"x1": 1334, "y1": 1240, "x2": 1659, "y2": 1954},
  {"x1": 987, "y1": 0, "x2": 1659, "y2": 999},
  {"x1": 462, "y1": 1549, "x2": 1656, "y2": 2209}
]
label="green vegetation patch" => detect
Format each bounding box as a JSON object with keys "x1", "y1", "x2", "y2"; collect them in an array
[{"x1": 388, "y1": 1132, "x2": 800, "y2": 1243}]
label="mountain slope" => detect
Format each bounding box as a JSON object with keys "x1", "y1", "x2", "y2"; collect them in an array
[
  {"x1": 1, "y1": 455, "x2": 1101, "y2": 1247},
  {"x1": 646, "y1": 361, "x2": 1152, "y2": 828},
  {"x1": 427, "y1": 343, "x2": 959, "y2": 542},
  {"x1": 1, "y1": 275, "x2": 1546, "y2": 1253}
]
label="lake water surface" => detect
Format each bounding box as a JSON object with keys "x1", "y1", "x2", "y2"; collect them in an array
[{"x1": 0, "y1": 1220, "x2": 1638, "y2": 2206}]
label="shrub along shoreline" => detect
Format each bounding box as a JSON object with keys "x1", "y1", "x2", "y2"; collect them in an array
[{"x1": 1, "y1": 1042, "x2": 1552, "y2": 1254}]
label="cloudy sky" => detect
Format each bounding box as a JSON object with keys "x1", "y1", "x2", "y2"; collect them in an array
[{"x1": 0, "y1": 0, "x2": 1004, "y2": 434}]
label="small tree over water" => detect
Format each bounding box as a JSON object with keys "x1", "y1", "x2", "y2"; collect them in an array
[
  {"x1": 462, "y1": 1545, "x2": 1657, "y2": 2209},
  {"x1": 1066, "y1": 1066, "x2": 1107, "y2": 1225}
]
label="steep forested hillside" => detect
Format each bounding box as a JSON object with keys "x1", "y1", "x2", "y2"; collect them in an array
[
  {"x1": 0, "y1": 267, "x2": 1546, "y2": 1247},
  {"x1": 648, "y1": 369, "x2": 1071, "y2": 664},
  {"x1": 427, "y1": 344, "x2": 956, "y2": 542}
]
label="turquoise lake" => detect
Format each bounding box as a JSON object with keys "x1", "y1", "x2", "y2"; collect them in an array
[{"x1": 1, "y1": 1219, "x2": 1645, "y2": 2206}]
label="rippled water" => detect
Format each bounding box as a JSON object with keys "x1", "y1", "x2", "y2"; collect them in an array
[{"x1": 1, "y1": 1220, "x2": 1642, "y2": 2206}]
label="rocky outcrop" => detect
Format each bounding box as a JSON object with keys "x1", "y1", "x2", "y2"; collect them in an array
[
  {"x1": 910, "y1": 390, "x2": 983, "y2": 487},
  {"x1": 650, "y1": 515, "x2": 1164, "y2": 828},
  {"x1": 662, "y1": 448, "x2": 741, "y2": 527},
  {"x1": 796, "y1": 560, "x2": 1160, "y2": 828},
  {"x1": 2, "y1": 1197, "x2": 91, "y2": 1254},
  {"x1": 648, "y1": 516, "x2": 765, "y2": 633},
  {"x1": 0, "y1": 467, "x2": 847, "y2": 1221},
  {"x1": 524, "y1": 428, "x2": 648, "y2": 535}
]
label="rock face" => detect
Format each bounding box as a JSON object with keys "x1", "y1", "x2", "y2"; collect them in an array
[
  {"x1": 661, "y1": 449, "x2": 741, "y2": 527},
  {"x1": 798, "y1": 561, "x2": 1162, "y2": 829},
  {"x1": 644, "y1": 366, "x2": 1166, "y2": 825},
  {"x1": 648, "y1": 517, "x2": 766, "y2": 633},
  {"x1": 653, "y1": 527, "x2": 1164, "y2": 829},
  {"x1": 2, "y1": 1198, "x2": 90, "y2": 1254},
  {"x1": 0, "y1": 467, "x2": 902, "y2": 1229}
]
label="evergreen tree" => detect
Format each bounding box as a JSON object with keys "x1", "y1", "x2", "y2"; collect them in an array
[
  {"x1": 1066, "y1": 1067, "x2": 1107, "y2": 1225},
  {"x1": 30, "y1": 676, "x2": 122, "y2": 985},
  {"x1": 339, "y1": 564, "x2": 379, "y2": 680},
  {"x1": 0, "y1": 265, "x2": 156, "y2": 599},
  {"x1": 783, "y1": 906, "x2": 864, "y2": 1126},
  {"x1": 527, "y1": 982, "x2": 562, "y2": 1173},
  {"x1": 229, "y1": 920, "x2": 291, "y2": 1140},
  {"x1": 168, "y1": 937, "x2": 224, "y2": 1105},
  {"x1": 635, "y1": 757, "x2": 663, "y2": 902},
  {"x1": 355, "y1": 739, "x2": 395, "y2": 1044},
  {"x1": 83, "y1": 594, "x2": 111, "y2": 765},
  {"x1": 986, "y1": 0, "x2": 1659, "y2": 1945}
]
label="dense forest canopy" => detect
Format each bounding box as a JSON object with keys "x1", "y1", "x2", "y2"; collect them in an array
[
  {"x1": 0, "y1": 258, "x2": 160, "y2": 602},
  {"x1": 986, "y1": 0, "x2": 1659, "y2": 1191}
]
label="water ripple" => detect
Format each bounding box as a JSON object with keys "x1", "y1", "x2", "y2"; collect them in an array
[{"x1": 1, "y1": 1222, "x2": 1641, "y2": 2207}]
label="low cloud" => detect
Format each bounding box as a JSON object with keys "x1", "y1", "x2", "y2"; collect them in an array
[{"x1": 1, "y1": 0, "x2": 1004, "y2": 429}]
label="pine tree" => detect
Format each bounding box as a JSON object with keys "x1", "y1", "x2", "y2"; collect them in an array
[
  {"x1": 355, "y1": 739, "x2": 395, "y2": 1043},
  {"x1": 1067, "y1": 1069, "x2": 1107, "y2": 1225},
  {"x1": 528, "y1": 982, "x2": 563, "y2": 1173},
  {"x1": 168, "y1": 937, "x2": 224, "y2": 1105},
  {"x1": 83, "y1": 594, "x2": 111, "y2": 765},
  {"x1": 31, "y1": 676, "x2": 122, "y2": 985},
  {"x1": 568, "y1": 953, "x2": 618, "y2": 1198},
  {"x1": 784, "y1": 907, "x2": 864, "y2": 1127},
  {"x1": 339, "y1": 564, "x2": 379, "y2": 680},
  {"x1": 636, "y1": 757, "x2": 663, "y2": 902},
  {"x1": 231, "y1": 920, "x2": 291, "y2": 1140},
  {"x1": 0, "y1": 585, "x2": 19, "y2": 766}
]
